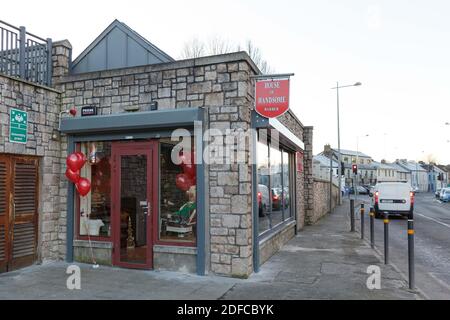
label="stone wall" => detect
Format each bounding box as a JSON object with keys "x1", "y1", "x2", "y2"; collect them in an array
[
  {"x1": 259, "y1": 221, "x2": 296, "y2": 265},
  {"x1": 307, "y1": 179, "x2": 339, "y2": 225},
  {"x1": 0, "y1": 74, "x2": 62, "y2": 261},
  {"x1": 302, "y1": 126, "x2": 314, "y2": 229}
]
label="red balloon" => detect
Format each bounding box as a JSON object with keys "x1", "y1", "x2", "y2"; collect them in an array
[
  {"x1": 66, "y1": 152, "x2": 85, "y2": 171},
  {"x1": 66, "y1": 153, "x2": 80, "y2": 171},
  {"x1": 182, "y1": 163, "x2": 196, "y2": 178},
  {"x1": 76, "y1": 178, "x2": 91, "y2": 197},
  {"x1": 176, "y1": 174, "x2": 193, "y2": 192},
  {"x1": 65, "y1": 168, "x2": 80, "y2": 183},
  {"x1": 75, "y1": 152, "x2": 87, "y2": 166}
]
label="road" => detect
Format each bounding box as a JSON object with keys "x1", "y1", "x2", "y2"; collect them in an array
[{"x1": 355, "y1": 193, "x2": 450, "y2": 299}]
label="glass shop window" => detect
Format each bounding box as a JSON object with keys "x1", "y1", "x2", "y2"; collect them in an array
[
  {"x1": 257, "y1": 135, "x2": 294, "y2": 237},
  {"x1": 270, "y1": 146, "x2": 283, "y2": 227},
  {"x1": 159, "y1": 138, "x2": 196, "y2": 244},
  {"x1": 77, "y1": 141, "x2": 112, "y2": 239},
  {"x1": 257, "y1": 140, "x2": 270, "y2": 235},
  {"x1": 282, "y1": 150, "x2": 292, "y2": 220}
]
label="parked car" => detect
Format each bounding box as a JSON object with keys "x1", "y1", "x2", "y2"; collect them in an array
[
  {"x1": 439, "y1": 188, "x2": 449, "y2": 201},
  {"x1": 349, "y1": 186, "x2": 369, "y2": 195},
  {"x1": 370, "y1": 182, "x2": 414, "y2": 219},
  {"x1": 441, "y1": 189, "x2": 450, "y2": 202},
  {"x1": 271, "y1": 187, "x2": 289, "y2": 210},
  {"x1": 440, "y1": 188, "x2": 450, "y2": 202},
  {"x1": 435, "y1": 188, "x2": 442, "y2": 198},
  {"x1": 258, "y1": 184, "x2": 270, "y2": 217}
]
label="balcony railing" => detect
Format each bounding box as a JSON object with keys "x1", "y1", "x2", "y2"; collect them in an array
[{"x1": 0, "y1": 20, "x2": 52, "y2": 86}]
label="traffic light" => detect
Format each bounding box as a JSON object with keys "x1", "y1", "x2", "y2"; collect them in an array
[
  {"x1": 341, "y1": 162, "x2": 345, "y2": 176},
  {"x1": 352, "y1": 164, "x2": 358, "y2": 175}
]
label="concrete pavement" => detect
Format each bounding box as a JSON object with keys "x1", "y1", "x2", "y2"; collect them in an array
[{"x1": 0, "y1": 201, "x2": 421, "y2": 300}]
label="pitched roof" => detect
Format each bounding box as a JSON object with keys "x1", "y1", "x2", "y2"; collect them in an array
[
  {"x1": 389, "y1": 163, "x2": 410, "y2": 173},
  {"x1": 71, "y1": 19, "x2": 174, "y2": 74},
  {"x1": 395, "y1": 161, "x2": 427, "y2": 172},
  {"x1": 372, "y1": 162, "x2": 397, "y2": 170},
  {"x1": 335, "y1": 149, "x2": 371, "y2": 158},
  {"x1": 314, "y1": 155, "x2": 339, "y2": 168}
]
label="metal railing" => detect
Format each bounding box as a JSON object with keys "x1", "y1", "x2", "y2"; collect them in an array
[{"x1": 0, "y1": 20, "x2": 52, "y2": 86}]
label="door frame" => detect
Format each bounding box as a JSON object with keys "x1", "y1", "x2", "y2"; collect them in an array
[
  {"x1": 111, "y1": 141, "x2": 158, "y2": 269},
  {"x1": 0, "y1": 155, "x2": 11, "y2": 273}
]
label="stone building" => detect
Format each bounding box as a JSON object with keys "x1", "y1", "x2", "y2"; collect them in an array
[{"x1": 0, "y1": 20, "x2": 319, "y2": 278}]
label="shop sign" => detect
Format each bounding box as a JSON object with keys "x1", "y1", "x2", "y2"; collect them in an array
[
  {"x1": 296, "y1": 151, "x2": 304, "y2": 173},
  {"x1": 81, "y1": 106, "x2": 97, "y2": 117},
  {"x1": 255, "y1": 79, "x2": 290, "y2": 118},
  {"x1": 9, "y1": 108, "x2": 28, "y2": 144}
]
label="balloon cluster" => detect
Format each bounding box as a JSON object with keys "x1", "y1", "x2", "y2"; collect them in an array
[
  {"x1": 175, "y1": 151, "x2": 196, "y2": 192},
  {"x1": 65, "y1": 152, "x2": 91, "y2": 197}
]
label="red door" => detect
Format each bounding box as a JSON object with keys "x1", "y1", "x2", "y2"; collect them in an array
[{"x1": 111, "y1": 141, "x2": 158, "y2": 269}]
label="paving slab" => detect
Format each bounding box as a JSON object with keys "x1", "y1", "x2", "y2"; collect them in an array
[{"x1": 0, "y1": 200, "x2": 422, "y2": 300}]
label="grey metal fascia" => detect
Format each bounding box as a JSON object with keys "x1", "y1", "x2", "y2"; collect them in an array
[
  {"x1": 268, "y1": 117, "x2": 305, "y2": 150},
  {"x1": 252, "y1": 112, "x2": 305, "y2": 151},
  {"x1": 60, "y1": 108, "x2": 202, "y2": 134}
]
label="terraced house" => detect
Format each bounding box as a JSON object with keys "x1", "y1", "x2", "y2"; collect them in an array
[{"x1": 0, "y1": 20, "x2": 331, "y2": 278}]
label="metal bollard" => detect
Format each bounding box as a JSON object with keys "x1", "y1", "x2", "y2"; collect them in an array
[
  {"x1": 360, "y1": 204, "x2": 365, "y2": 239},
  {"x1": 370, "y1": 207, "x2": 375, "y2": 249},
  {"x1": 350, "y1": 199, "x2": 355, "y2": 232},
  {"x1": 408, "y1": 219, "x2": 415, "y2": 290},
  {"x1": 384, "y1": 212, "x2": 389, "y2": 264}
]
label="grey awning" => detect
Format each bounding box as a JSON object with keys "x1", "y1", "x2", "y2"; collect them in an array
[{"x1": 59, "y1": 107, "x2": 203, "y2": 135}]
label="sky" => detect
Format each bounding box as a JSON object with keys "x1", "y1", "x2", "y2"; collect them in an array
[{"x1": 3, "y1": 0, "x2": 450, "y2": 164}]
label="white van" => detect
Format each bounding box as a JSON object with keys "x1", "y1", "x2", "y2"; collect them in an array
[{"x1": 370, "y1": 182, "x2": 414, "y2": 219}]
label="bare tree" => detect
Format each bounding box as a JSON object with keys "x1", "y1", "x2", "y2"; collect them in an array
[
  {"x1": 180, "y1": 37, "x2": 274, "y2": 74},
  {"x1": 206, "y1": 36, "x2": 233, "y2": 56},
  {"x1": 180, "y1": 38, "x2": 205, "y2": 59},
  {"x1": 425, "y1": 153, "x2": 438, "y2": 165}
]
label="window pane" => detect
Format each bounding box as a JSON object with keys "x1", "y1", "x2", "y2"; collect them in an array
[
  {"x1": 257, "y1": 140, "x2": 270, "y2": 235},
  {"x1": 78, "y1": 142, "x2": 112, "y2": 238},
  {"x1": 282, "y1": 151, "x2": 292, "y2": 220},
  {"x1": 120, "y1": 154, "x2": 147, "y2": 264},
  {"x1": 270, "y1": 146, "x2": 283, "y2": 227},
  {"x1": 159, "y1": 138, "x2": 196, "y2": 243}
]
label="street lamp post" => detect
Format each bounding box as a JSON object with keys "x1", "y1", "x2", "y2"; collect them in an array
[{"x1": 331, "y1": 82, "x2": 362, "y2": 205}]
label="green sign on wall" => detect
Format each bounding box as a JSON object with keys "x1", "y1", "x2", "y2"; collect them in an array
[{"x1": 9, "y1": 108, "x2": 28, "y2": 144}]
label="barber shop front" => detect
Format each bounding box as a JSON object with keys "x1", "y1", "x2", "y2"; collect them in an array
[
  {"x1": 61, "y1": 109, "x2": 205, "y2": 273},
  {"x1": 54, "y1": 20, "x2": 312, "y2": 278}
]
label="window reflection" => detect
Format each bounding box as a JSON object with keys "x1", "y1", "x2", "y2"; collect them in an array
[
  {"x1": 257, "y1": 135, "x2": 295, "y2": 237},
  {"x1": 270, "y1": 147, "x2": 283, "y2": 227},
  {"x1": 257, "y1": 140, "x2": 270, "y2": 234},
  {"x1": 282, "y1": 151, "x2": 291, "y2": 220}
]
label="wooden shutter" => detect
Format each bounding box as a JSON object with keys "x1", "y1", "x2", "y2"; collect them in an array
[
  {"x1": 0, "y1": 157, "x2": 10, "y2": 272},
  {"x1": 9, "y1": 157, "x2": 39, "y2": 270}
]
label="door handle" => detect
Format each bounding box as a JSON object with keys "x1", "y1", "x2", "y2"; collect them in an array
[{"x1": 140, "y1": 201, "x2": 151, "y2": 216}]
